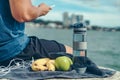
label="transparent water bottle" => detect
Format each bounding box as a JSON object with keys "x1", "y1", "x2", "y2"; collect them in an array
[{"x1": 73, "y1": 22, "x2": 87, "y2": 56}]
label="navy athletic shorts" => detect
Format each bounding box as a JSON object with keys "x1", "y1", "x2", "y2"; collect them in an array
[{"x1": 0, "y1": 36, "x2": 66, "y2": 66}]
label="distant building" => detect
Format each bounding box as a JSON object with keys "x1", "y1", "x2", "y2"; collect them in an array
[
  {"x1": 85, "y1": 20, "x2": 90, "y2": 25},
  {"x1": 63, "y1": 12, "x2": 91, "y2": 29},
  {"x1": 85, "y1": 20, "x2": 90, "y2": 28},
  {"x1": 71, "y1": 14, "x2": 83, "y2": 25},
  {"x1": 76, "y1": 15, "x2": 83, "y2": 23},
  {"x1": 63, "y1": 12, "x2": 70, "y2": 28},
  {"x1": 71, "y1": 14, "x2": 77, "y2": 24}
]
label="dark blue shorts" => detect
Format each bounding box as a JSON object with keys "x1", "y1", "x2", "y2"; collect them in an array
[
  {"x1": 17, "y1": 36, "x2": 66, "y2": 60},
  {"x1": 0, "y1": 36, "x2": 66, "y2": 66}
]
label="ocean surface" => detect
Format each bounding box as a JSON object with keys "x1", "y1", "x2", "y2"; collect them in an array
[{"x1": 25, "y1": 26, "x2": 120, "y2": 71}]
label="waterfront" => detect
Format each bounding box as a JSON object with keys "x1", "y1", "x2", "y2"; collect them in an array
[{"x1": 25, "y1": 26, "x2": 120, "y2": 71}]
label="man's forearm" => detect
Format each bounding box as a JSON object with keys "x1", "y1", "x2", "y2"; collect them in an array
[
  {"x1": 22, "y1": 5, "x2": 42, "y2": 22},
  {"x1": 9, "y1": 0, "x2": 50, "y2": 22}
]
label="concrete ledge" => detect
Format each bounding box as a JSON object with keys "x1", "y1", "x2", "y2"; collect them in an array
[
  {"x1": 47, "y1": 67, "x2": 120, "y2": 80},
  {"x1": 47, "y1": 71, "x2": 120, "y2": 80}
]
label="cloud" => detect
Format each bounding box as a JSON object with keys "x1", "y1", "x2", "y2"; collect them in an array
[
  {"x1": 32, "y1": 0, "x2": 120, "y2": 13},
  {"x1": 60, "y1": 0, "x2": 100, "y2": 7},
  {"x1": 60, "y1": 0, "x2": 120, "y2": 13},
  {"x1": 114, "y1": 0, "x2": 120, "y2": 8},
  {"x1": 82, "y1": 12, "x2": 120, "y2": 27},
  {"x1": 39, "y1": 11, "x2": 63, "y2": 21}
]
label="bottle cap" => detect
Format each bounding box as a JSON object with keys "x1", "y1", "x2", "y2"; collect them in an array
[{"x1": 72, "y1": 22, "x2": 85, "y2": 28}]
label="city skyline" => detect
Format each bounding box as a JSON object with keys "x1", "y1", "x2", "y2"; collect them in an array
[{"x1": 32, "y1": 0, "x2": 120, "y2": 27}]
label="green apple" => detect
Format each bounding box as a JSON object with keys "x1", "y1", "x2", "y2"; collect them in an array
[{"x1": 55, "y1": 56, "x2": 73, "y2": 71}]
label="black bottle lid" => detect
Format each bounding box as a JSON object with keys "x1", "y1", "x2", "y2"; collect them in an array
[{"x1": 72, "y1": 22, "x2": 85, "y2": 28}]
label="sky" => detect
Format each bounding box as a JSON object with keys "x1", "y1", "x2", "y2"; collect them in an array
[{"x1": 32, "y1": 0, "x2": 120, "y2": 27}]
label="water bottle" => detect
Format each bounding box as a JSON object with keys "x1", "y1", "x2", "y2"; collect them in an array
[{"x1": 73, "y1": 22, "x2": 87, "y2": 56}]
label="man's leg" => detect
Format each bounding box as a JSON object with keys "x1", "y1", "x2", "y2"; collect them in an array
[
  {"x1": 65, "y1": 45, "x2": 73, "y2": 54},
  {"x1": 65, "y1": 45, "x2": 85, "y2": 56},
  {"x1": 16, "y1": 36, "x2": 72, "y2": 60}
]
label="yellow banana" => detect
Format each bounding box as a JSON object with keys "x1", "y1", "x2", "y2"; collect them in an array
[
  {"x1": 32, "y1": 64, "x2": 48, "y2": 71},
  {"x1": 31, "y1": 58, "x2": 50, "y2": 71},
  {"x1": 32, "y1": 58, "x2": 50, "y2": 65},
  {"x1": 46, "y1": 60, "x2": 55, "y2": 71}
]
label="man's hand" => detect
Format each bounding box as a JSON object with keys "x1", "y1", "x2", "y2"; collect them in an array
[
  {"x1": 38, "y1": 3, "x2": 51, "y2": 16},
  {"x1": 9, "y1": 0, "x2": 51, "y2": 22}
]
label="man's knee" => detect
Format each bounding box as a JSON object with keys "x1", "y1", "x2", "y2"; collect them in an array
[{"x1": 65, "y1": 45, "x2": 73, "y2": 54}]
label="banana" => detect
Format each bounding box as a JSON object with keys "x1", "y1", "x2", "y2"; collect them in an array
[
  {"x1": 32, "y1": 58, "x2": 50, "y2": 65},
  {"x1": 32, "y1": 64, "x2": 48, "y2": 71},
  {"x1": 48, "y1": 60, "x2": 55, "y2": 64},
  {"x1": 46, "y1": 60, "x2": 56, "y2": 71},
  {"x1": 31, "y1": 58, "x2": 56, "y2": 71},
  {"x1": 31, "y1": 58, "x2": 50, "y2": 71}
]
